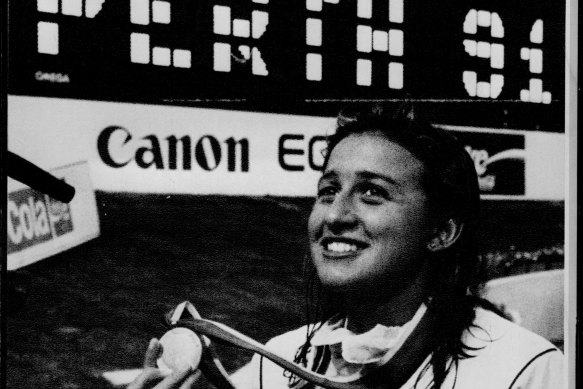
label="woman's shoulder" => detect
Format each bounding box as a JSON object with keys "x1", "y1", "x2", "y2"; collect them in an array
[
  {"x1": 464, "y1": 307, "x2": 559, "y2": 354},
  {"x1": 450, "y1": 307, "x2": 563, "y2": 389}
]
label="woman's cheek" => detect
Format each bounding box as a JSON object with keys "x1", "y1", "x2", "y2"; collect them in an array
[{"x1": 307, "y1": 206, "x2": 324, "y2": 241}]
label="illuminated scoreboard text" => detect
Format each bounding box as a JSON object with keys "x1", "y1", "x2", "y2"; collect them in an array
[{"x1": 9, "y1": 0, "x2": 565, "y2": 130}]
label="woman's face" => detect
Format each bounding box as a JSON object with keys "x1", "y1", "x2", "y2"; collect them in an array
[{"x1": 308, "y1": 131, "x2": 435, "y2": 295}]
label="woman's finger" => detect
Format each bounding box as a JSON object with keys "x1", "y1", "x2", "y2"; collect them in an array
[
  {"x1": 153, "y1": 367, "x2": 193, "y2": 389},
  {"x1": 178, "y1": 370, "x2": 202, "y2": 389},
  {"x1": 144, "y1": 338, "x2": 163, "y2": 368}
]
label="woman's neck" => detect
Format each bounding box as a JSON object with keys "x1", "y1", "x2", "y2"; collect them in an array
[{"x1": 343, "y1": 265, "x2": 430, "y2": 333}]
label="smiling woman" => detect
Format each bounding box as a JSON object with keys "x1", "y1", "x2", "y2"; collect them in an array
[
  {"x1": 309, "y1": 132, "x2": 433, "y2": 304},
  {"x1": 129, "y1": 103, "x2": 563, "y2": 389},
  {"x1": 232, "y1": 103, "x2": 562, "y2": 389}
]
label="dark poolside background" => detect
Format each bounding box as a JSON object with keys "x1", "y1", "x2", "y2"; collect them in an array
[{"x1": 5, "y1": 193, "x2": 564, "y2": 388}]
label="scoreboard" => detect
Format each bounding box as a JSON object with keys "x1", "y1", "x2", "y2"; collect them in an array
[{"x1": 8, "y1": 0, "x2": 565, "y2": 131}]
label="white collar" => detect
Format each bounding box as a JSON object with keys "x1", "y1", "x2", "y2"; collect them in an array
[{"x1": 311, "y1": 303, "x2": 428, "y2": 365}]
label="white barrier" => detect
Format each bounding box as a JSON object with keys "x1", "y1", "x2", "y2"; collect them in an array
[
  {"x1": 8, "y1": 95, "x2": 564, "y2": 199},
  {"x1": 484, "y1": 270, "x2": 564, "y2": 342}
]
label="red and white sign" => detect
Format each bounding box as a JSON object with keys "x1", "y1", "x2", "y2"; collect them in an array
[{"x1": 7, "y1": 161, "x2": 100, "y2": 270}]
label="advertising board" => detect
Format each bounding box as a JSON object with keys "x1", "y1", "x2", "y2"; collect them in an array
[
  {"x1": 8, "y1": 96, "x2": 564, "y2": 200},
  {"x1": 7, "y1": 161, "x2": 101, "y2": 270}
]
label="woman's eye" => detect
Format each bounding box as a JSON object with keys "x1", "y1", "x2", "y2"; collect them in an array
[
  {"x1": 317, "y1": 186, "x2": 337, "y2": 201},
  {"x1": 361, "y1": 186, "x2": 388, "y2": 202}
]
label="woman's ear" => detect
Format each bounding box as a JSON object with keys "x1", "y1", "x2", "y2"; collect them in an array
[{"x1": 427, "y1": 218, "x2": 464, "y2": 252}]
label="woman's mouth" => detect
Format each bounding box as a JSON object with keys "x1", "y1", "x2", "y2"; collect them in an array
[
  {"x1": 327, "y1": 241, "x2": 359, "y2": 253},
  {"x1": 320, "y1": 237, "x2": 368, "y2": 256}
]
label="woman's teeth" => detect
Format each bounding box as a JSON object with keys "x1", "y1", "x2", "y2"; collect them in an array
[{"x1": 327, "y1": 242, "x2": 359, "y2": 253}]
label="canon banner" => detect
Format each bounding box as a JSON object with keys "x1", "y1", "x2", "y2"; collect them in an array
[{"x1": 8, "y1": 96, "x2": 564, "y2": 199}]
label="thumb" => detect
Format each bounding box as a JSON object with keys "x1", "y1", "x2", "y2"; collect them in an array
[{"x1": 144, "y1": 338, "x2": 163, "y2": 368}]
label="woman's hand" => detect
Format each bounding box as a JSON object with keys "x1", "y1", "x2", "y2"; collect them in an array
[{"x1": 127, "y1": 338, "x2": 202, "y2": 389}]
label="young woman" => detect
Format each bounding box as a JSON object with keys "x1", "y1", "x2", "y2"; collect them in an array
[{"x1": 130, "y1": 103, "x2": 562, "y2": 389}]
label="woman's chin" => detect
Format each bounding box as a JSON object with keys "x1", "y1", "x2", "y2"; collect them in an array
[{"x1": 316, "y1": 269, "x2": 364, "y2": 292}]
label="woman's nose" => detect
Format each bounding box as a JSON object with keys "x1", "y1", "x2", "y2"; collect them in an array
[{"x1": 324, "y1": 194, "x2": 358, "y2": 230}]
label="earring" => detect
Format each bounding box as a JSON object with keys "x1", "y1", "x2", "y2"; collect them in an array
[{"x1": 428, "y1": 240, "x2": 440, "y2": 251}]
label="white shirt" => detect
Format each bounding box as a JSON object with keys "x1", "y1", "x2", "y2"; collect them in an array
[{"x1": 230, "y1": 308, "x2": 563, "y2": 389}]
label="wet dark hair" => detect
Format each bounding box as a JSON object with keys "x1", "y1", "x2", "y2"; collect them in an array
[{"x1": 299, "y1": 102, "x2": 486, "y2": 388}]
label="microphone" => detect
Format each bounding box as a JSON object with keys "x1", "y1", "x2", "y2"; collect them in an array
[{"x1": 7, "y1": 151, "x2": 75, "y2": 203}]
